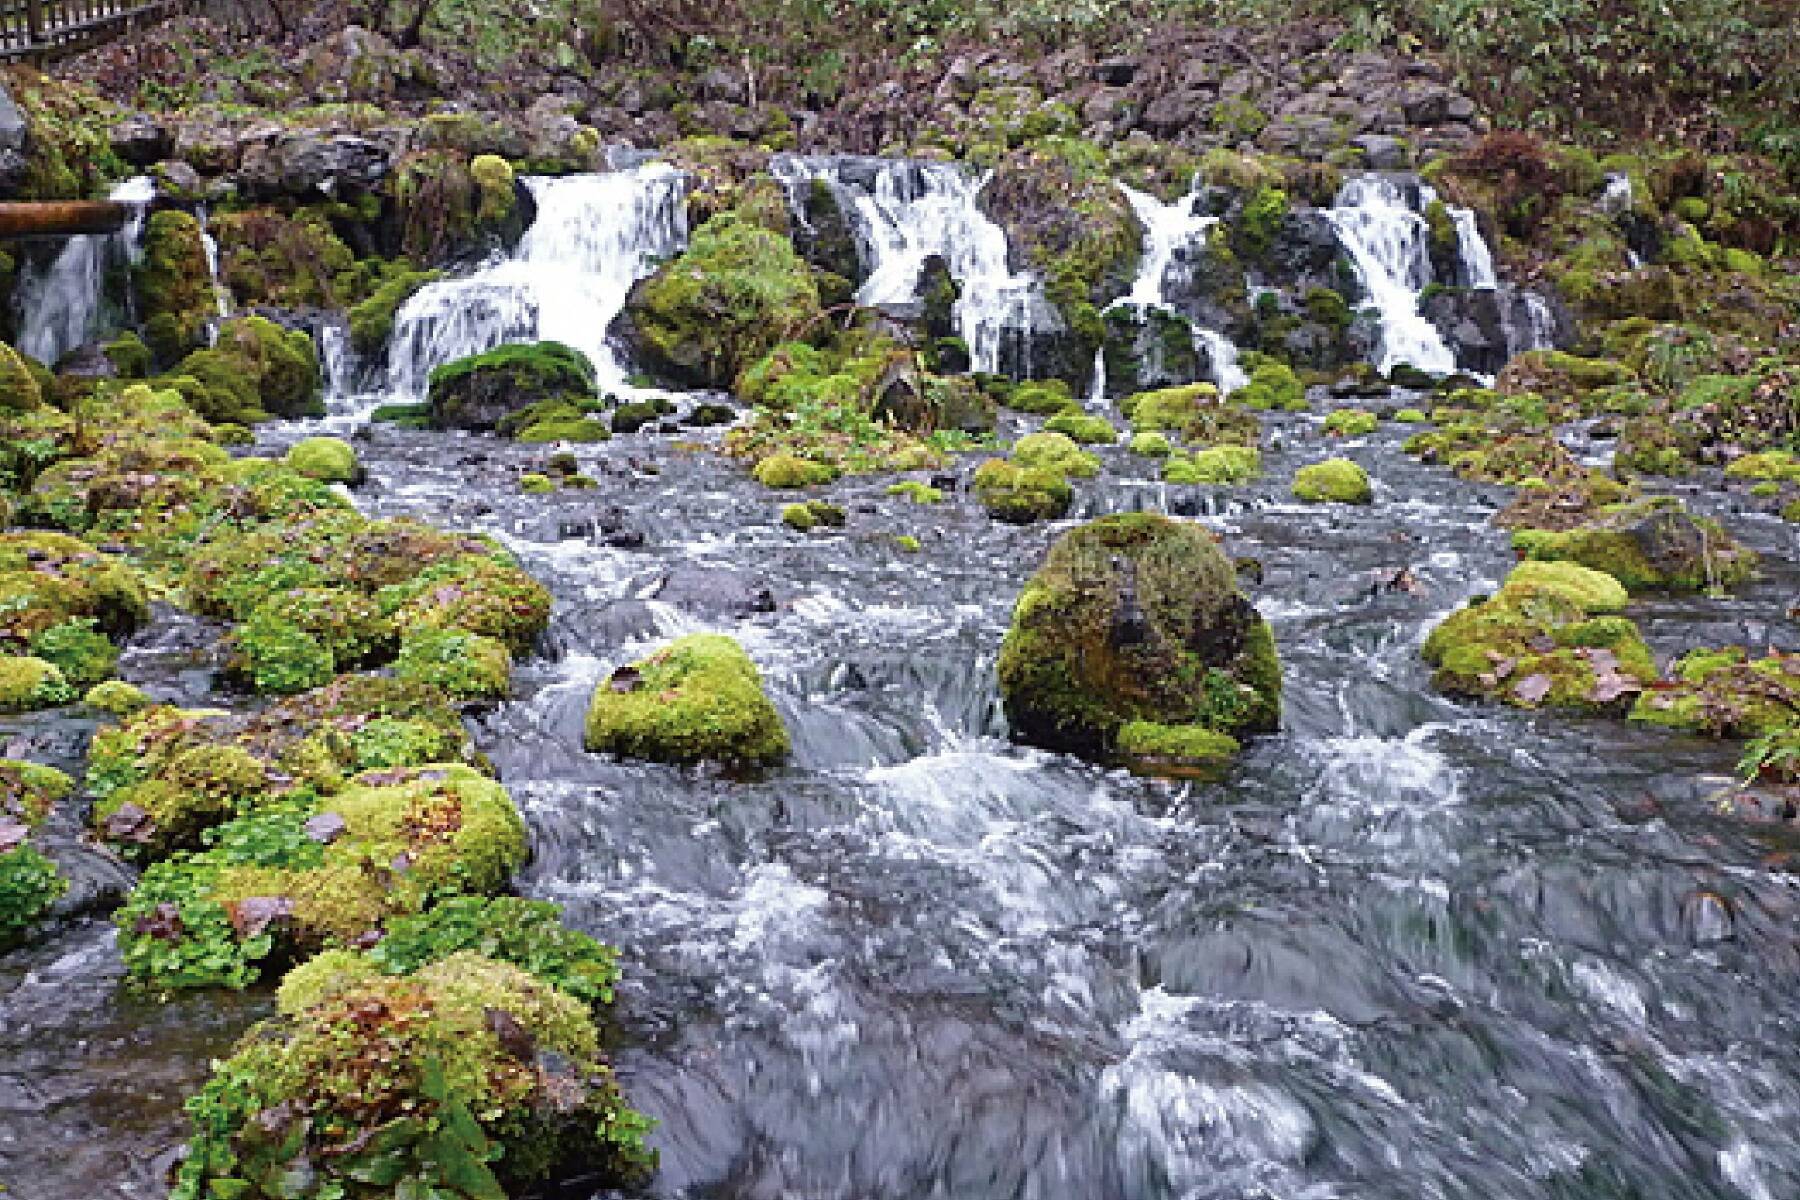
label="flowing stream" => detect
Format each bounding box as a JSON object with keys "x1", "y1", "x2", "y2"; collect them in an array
[
  {"x1": 12, "y1": 176, "x2": 155, "y2": 366},
  {"x1": 4, "y1": 167, "x2": 1800, "y2": 1200}
]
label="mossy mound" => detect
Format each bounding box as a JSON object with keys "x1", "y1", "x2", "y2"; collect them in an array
[
  {"x1": 90, "y1": 676, "x2": 473, "y2": 859},
  {"x1": 172, "y1": 951, "x2": 653, "y2": 1200},
  {"x1": 0, "y1": 840, "x2": 65, "y2": 949},
  {"x1": 583, "y1": 633, "x2": 789, "y2": 766},
  {"x1": 973, "y1": 459, "x2": 1073, "y2": 524},
  {"x1": 781, "y1": 500, "x2": 847, "y2": 532},
  {"x1": 1235, "y1": 360, "x2": 1306, "y2": 411},
  {"x1": 394, "y1": 627, "x2": 514, "y2": 700},
  {"x1": 0, "y1": 530, "x2": 149, "y2": 644},
  {"x1": 1002, "y1": 379, "x2": 1079, "y2": 415},
  {"x1": 1164, "y1": 444, "x2": 1261, "y2": 484},
  {"x1": 0, "y1": 655, "x2": 74, "y2": 712},
  {"x1": 996, "y1": 513, "x2": 1280, "y2": 763},
  {"x1": 1292, "y1": 458, "x2": 1372, "y2": 504},
  {"x1": 1511, "y1": 497, "x2": 1755, "y2": 592},
  {"x1": 173, "y1": 316, "x2": 323, "y2": 423},
  {"x1": 116, "y1": 763, "x2": 526, "y2": 990},
  {"x1": 753, "y1": 453, "x2": 838, "y2": 489},
  {"x1": 1323, "y1": 408, "x2": 1378, "y2": 437},
  {"x1": 1115, "y1": 720, "x2": 1241, "y2": 780},
  {"x1": 1012, "y1": 431, "x2": 1101, "y2": 478},
  {"x1": 284, "y1": 436, "x2": 360, "y2": 484},
  {"x1": 0, "y1": 758, "x2": 73, "y2": 826},
  {"x1": 1629, "y1": 648, "x2": 1800, "y2": 738},
  {"x1": 1120, "y1": 382, "x2": 1259, "y2": 446},
  {"x1": 135, "y1": 211, "x2": 217, "y2": 366},
  {"x1": 427, "y1": 341, "x2": 597, "y2": 433},
  {"x1": 1504, "y1": 560, "x2": 1629, "y2": 614},
  {"x1": 625, "y1": 211, "x2": 823, "y2": 390},
  {"x1": 1045, "y1": 410, "x2": 1119, "y2": 445},
  {"x1": 1422, "y1": 581, "x2": 1655, "y2": 711}
]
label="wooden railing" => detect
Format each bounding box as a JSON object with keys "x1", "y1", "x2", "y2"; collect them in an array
[{"x1": 0, "y1": 0, "x2": 188, "y2": 61}]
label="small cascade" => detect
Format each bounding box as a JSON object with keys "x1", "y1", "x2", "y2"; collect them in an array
[
  {"x1": 385, "y1": 164, "x2": 688, "y2": 398},
  {"x1": 1600, "y1": 172, "x2": 1635, "y2": 216},
  {"x1": 317, "y1": 323, "x2": 356, "y2": 410},
  {"x1": 772, "y1": 157, "x2": 1037, "y2": 375},
  {"x1": 1325, "y1": 174, "x2": 1457, "y2": 377},
  {"x1": 197, "y1": 208, "x2": 232, "y2": 340},
  {"x1": 14, "y1": 176, "x2": 155, "y2": 365},
  {"x1": 1109, "y1": 184, "x2": 1247, "y2": 394},
  {"x1": 1448, "y1": 205, "x2": 1497, "y2": 288}
]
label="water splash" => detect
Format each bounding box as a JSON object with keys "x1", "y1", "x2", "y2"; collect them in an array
[
  {"x1": 14, "y1": 176, "x2": 155, "y2": 365},
  {"x1": 386, "y1": 164, "x2": 688, "y2": 398}
]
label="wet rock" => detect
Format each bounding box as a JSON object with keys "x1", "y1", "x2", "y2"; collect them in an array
[
  {"x1": 651, "y1": 563, "x2": 777, "y2": 618},
  {"x1": 1093, "y1": 56, "x2": 1140, "y2": 86},
  {"x1": 1351, "y1": 133, "x2": 1408, "y2": 170},
  {"x1": 238, "y1": 132, "x2": 391, "y2": 201},
  {"x1": 109, "y1": 116, "x2": 172, "y2": 167},
  {"x1": 0, "y1": 80, "x2": 27, "y2": 195}
]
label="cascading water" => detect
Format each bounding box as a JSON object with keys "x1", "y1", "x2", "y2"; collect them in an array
[
  {"x1": 385, "y1": 164, "x2": 688, "y2": 398},
  {"x1": 1325, "y1": 174, "x2": 1458, "y2": 376},
  {"x1": 1109, "y1": 183, "x2": 1250, "y2": 395},
  {"x1": 771, "y1": 157, "x2": 1038, "y2": 375},
  {"x1": 1449, "y1": 205, "x2": 1497, "y2": 288},
  {"x1": 196, "y1": 207, "x2": 231, "y2": 339},
  {"x1": 13, "y1": 176, "x2": 155, "y2": 365}
]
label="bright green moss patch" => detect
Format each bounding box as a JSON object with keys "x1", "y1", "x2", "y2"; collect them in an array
[
  {"x1": 0, "y1": 843, "x2": 64, "y2": 950},
  {"x1": 973, "y1": 458, "x2": 1073, "y2": 524},
  {"x1": 753, "y1": 453, "x2": 838, "y2": 489},
  {"x1": 1116, "y1": 720, "x2": 1241, "y2": 780},
  {"x1": 29, "y1": 617, "x2": 118, "y2": 688},
  {"x1": 1511, "y1": 497, "x2": 1755, "y2": 592},
  {"x1": 583, "y1": 633, "x2": 789, "y2": 766},
  {"x1": 1003, "y1": 379, "x2": 1079, "y2": 415},
  {"x1": 1629, "y1": 648, "x2": 1800, "y2": 738},
  {"x1": 395, "y1": 629, "x2": 513, "y2": 700},
  {"x1": 0, "y1": 655, "x2": 74, "y2": 712},
  {"x1": 285, "y1": 436, "x2": 360, "y2": 483},
  {"x1": 428, "y1": 341, "x2": 597, "y2": 433},
  {"x1": 781, "y1": 500, "x2": 846, "y2": 531},
  {"x1": 1012, "y1": 431, "x2": 1100, "y2": 478},
  {"x1": 348, "y1": 267, "x2": 442, "y2": 357},
  {"x1": 1045, "y1": 411, "x2": 1119, "y2": 445},
  {"x1": 83, "y1": 679, "x2": 150, "y2": 715},
  {"x1": 1164, "y1": 444, "x2": 1261, "y2": 484},
  {"x1": 1504, "y1": 561, "x2": 1630, "y2": 614},
  {"x1": 1235, "y1": 359, "x2": 1306, "y2": 411},
  {"x1": 1323, "y1": 408, "x2": 1378, "y2": 437},
  {"x1": 1129, "y1": 431, "x2": 1173, "y2": 457},
  {"x1": 886, "y1": 481, "x2": 943, "y2": 504},
  {"x1": 1292, "y1": 458, "x2": 1372, "y2": 504},
  {"x1": 997, "y1": 513, "x2": 1280, "y2": 760}
]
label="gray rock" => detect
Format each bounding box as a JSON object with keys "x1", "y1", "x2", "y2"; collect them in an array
[
  {"x1": 1351, "y1": 133, "x2": 1409, "y2": 170},
  {"x1": 1093, "y1": 56, "x2": 1139, "y2": 86},
  {"x1": 0, "y1": 80, "x2": 30, "y2": 154},
  {"x1": 238, "y1": 132, "x2": 390, "y2": 199},
  {"x1": 111, "y1": 116, "x2": 173, "y2": 166}
]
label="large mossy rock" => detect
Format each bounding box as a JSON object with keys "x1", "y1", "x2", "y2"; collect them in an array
[
  {"x1": 169, "y1": 315, "x2": 322, "y2": 423},
  {"x1": 134, "y1": 210, "x2": 215, "y2": 365},
  {"x1": 426, "y1": 340, "x2": 597, "y2": 432},
  {"x1": 1511, "y1": 496, "x2": 1756, "y2": 592},
  {"x1": 996, "y1": 513, "x2": 1280, "y2": 765},
  {"x1": 584, "y1": 633, "x2": 789, "y2": 766},
  {"x1": 621, "y1": 211, "x2": 822, "y2": 390},
  {"x1": 172, "y1": 950, "x2": 653, "y2": 1200}
]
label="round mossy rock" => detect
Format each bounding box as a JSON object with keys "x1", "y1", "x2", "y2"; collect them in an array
[
  {"x1": 1292, "y1": 458, "x2": 1372, "y2": 504},
  {"x1": 285, "y1": 436, "x2": 361, "y2": 484},
  {"x1": 997, "y1": 512, "x2": 1280, "y2": 761},
  {"x1": 584, "y1": 633, "x2": 789, "y2": 766}
]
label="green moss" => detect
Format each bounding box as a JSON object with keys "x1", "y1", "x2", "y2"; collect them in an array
[
  {"x1": 1511, "y1": 497, "x2": 1756, "y2": 592},
  {"x1": 1236, "y1": 360, "x2": 1306, "y2": 411},
  {"x1": 83, "y1": 679, "x2": 149, "y2": 715},
  {"x1": 886, "y1": 481, "x2": 943, "y2": 504},
  {"x1": 1012, "y1": 431, "x2": 1101, "y2": 478},
  {"x1": 172, "y1": 952, "x2": 652, "y2": 1200},
  {"x1": 1394, "y1": 407, "x2": 1429, "y2": 423},
  {"x1": 428, "y1": 341, "x2": 597, "y2": 432},
  {"x1": 0, "y1": 758, "x2": 72, "y2": 826},
  {"x1": 29, "y1": 617, "x2": 117, "y2": 688},
  {"x1": 0, "y1": 656, "x2": 74, "y2": 712},
  {"x1": 781, "y1": 500, "x2": 846, "y2": 531},
  {"x1": 0, "y1": 844, "x2": 65, "y2": 949},
  {"x1": 1116, "y1": 720, "x2": 1241, "y2": 779},
  {"x1": 973, "y1": 459, "x2": 1073, "y2": 523},
  {"x1": 583, "y1": 633, "x2": 789, "y2": 766},
  {"x1": 997, "y1": 513, "x2": 1279, "y2": 759},
  {"x1": 136, "y1": 211, "x2": 216, "y2": 365},
  {"x1": 626, "y1": 212, "x2": 823, "y2": 390},
  {"x1": 895, "y1": 534, "x2": 922, "y2": 553},
  {"x1": 753, "y1": 453, "x2": 837, "y2": 489},
  {"x1": 1726, "y1": 450, "x2": 1800, "y2": 482},
  {"x1": 0, "y1": 342, "x2": 45, "y2": 411},
  {"x1": 1292, "y1": 458, "x2": 1372, "y2": 504},
  {"x1": 1629, "y1": 648, "x2": 1800, "y2": 737},
  {"x1": 103, "y1": 332, "x2": 153, "y2": 379},
  {"x1": 469, "y1": 154, "x2": 516, "y2": 224},
  {"x1": 1129, "y1": 431, "x2": 1173, "y2": 457},
  {"x1": 1504, "y1": 560, "x2": 1629, "y2": 613},
  {"x1": 348, "y1": 268, "x2": 442, "y2": 357},
  {"x1": 285, "y1": 436, "x2": 360, "y2": 483},
  {"x1": 520, "y1": 473, "x2": 555, "y2": 494},
  {"x1": 1004, "y1": 380, "x2": 1078, "y2": 415},
  {"x1": 1164, "y1": 445, "x2": 1261, "y2": 484},
  {"x1": 174, "y1": 316, "x2": 322, "y2": 423},
  {"x1": 395, "y1": 628, "x2": 513, "y2": 700},
  {"x1": 1323, "y1": 408, "x2": 1378, "y2": 437},
  {"x1": 517, "y1": 416, "x2": 611, "y2": 443},
  {"x1": 1045, "y1": 411, "x2": 1119, "y2": 445}
]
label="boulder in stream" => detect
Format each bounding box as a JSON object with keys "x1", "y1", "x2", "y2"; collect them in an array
[
  {"x1": 584, "y1": 633, "x2": 789, "y2": 766},
  {"x1": 997, "y1": 513, "x2": 1281, "y2": 768},
  {"x1": 427, "y1": 340, "x2": 598, "y2": 433},
  {"x1": 1511, "y1": 496, "x2": 1756, "y2": 592}
]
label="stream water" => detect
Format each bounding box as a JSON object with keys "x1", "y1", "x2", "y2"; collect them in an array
[{"x1": 4, "y1": 165, "x2": 1800, "y2": 1200}]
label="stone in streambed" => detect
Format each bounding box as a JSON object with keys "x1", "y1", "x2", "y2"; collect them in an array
[{"x1": 583, "y1": 633, "x2": 789, "y2": 766}]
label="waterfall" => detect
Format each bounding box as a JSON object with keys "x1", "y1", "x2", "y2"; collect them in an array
[
  {"x1": 1599, "y1": 172, "x2": 1634, "y2": 215},
  {"x1": 772, "y1": 157, "x2": 1037, "y2": 375},
  {"x1": 318, "y1": 323, "x2": 355, "y2": 407},
  {"x1": 385, "y1": 164, "x2": 688, "y2": 398},
  {"x1": 1110, "y1": 184, "x2": 1247, "y2": 394},
  {"x1": 1447, "y1": 204, "x2": 1497, "y2": 289},
  {"x1": 14, "y1": 176, "x2": 155, "y2": 366},
  {"x1": 1325, "y1": 175, "x2": 1457, "y2": 377}
]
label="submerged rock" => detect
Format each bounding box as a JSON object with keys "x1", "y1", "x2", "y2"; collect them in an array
[
  {"x1": 997, "y1": 512, "x2": 1280, "y2": 763},
  {"x1": 583, "y1": 633, "x2": 789, "y2": 766}
]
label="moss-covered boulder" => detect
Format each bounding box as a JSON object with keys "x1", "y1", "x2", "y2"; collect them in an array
[
  {"x1": 172, "y1": 951, "x2": 653, "y2": 1200},
  {"x1": 584, "y1": 633, "x2": 788, "y2": 766},
  {"x1": 0, "y1": 531, "x2": 149, "y2": 646},
  {"x1": 1045, "y1": 411, "x2": 1118, "y2": 445},
  {"x1": 285, "y1": 436, "x2": 360, "y2": 484},
  {"x1": 1511, "y1": 497, "x2": 1756, "y2": 592},
  {"x1": 427, "y1": 341, "x2": 597, "y2": 433},
  {"x1": 623, "y1": 212, "x2": 823, "y2": 390},
  {"x1": 973, "y1": 458, "x2": 1073, "y2": 524},
  {"x1": 1323, "y1": 408, "x2": 1378, "y2": 437},
  {"x1": 135, "y1": 210, "x2": 215, "y2": 365},
  {"x1": 752, "y1": 453, "x2": 837, "y2": 489},
  {"x1": 997, "y1": 513, "x2": 1280, "y2": 763},
  {"x1": 116, "y1": 763, "x2": 526, "y2": 989},
  {"x1": 1422, "y1": 570, "x2": 1656, "y2": 711},
  {"x1": 1165, "y1": 445, "x2": 1261, "y2": 484},
  {"x1": 1012, "y1": 431, "x2": 1100, "y2": 478},
  {"x1": 0, "y1": 655, "x2": 74, "y2": 711},
  {"x1": 347, "y1": 267, "x2": 442, "y2": 358},
  {"x1": 173, "y1": 316, "x2": 323, "y2": 423},
  {"x1": 1629, "y1": 648, "x2": 1800, "y2": 737},
  {"x1": 1120, "y1": 382, "x2": 1260, "y2": 446},
  {"x1": 1292, "y1": 458, "x2": 1372, "y2": 504}
]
